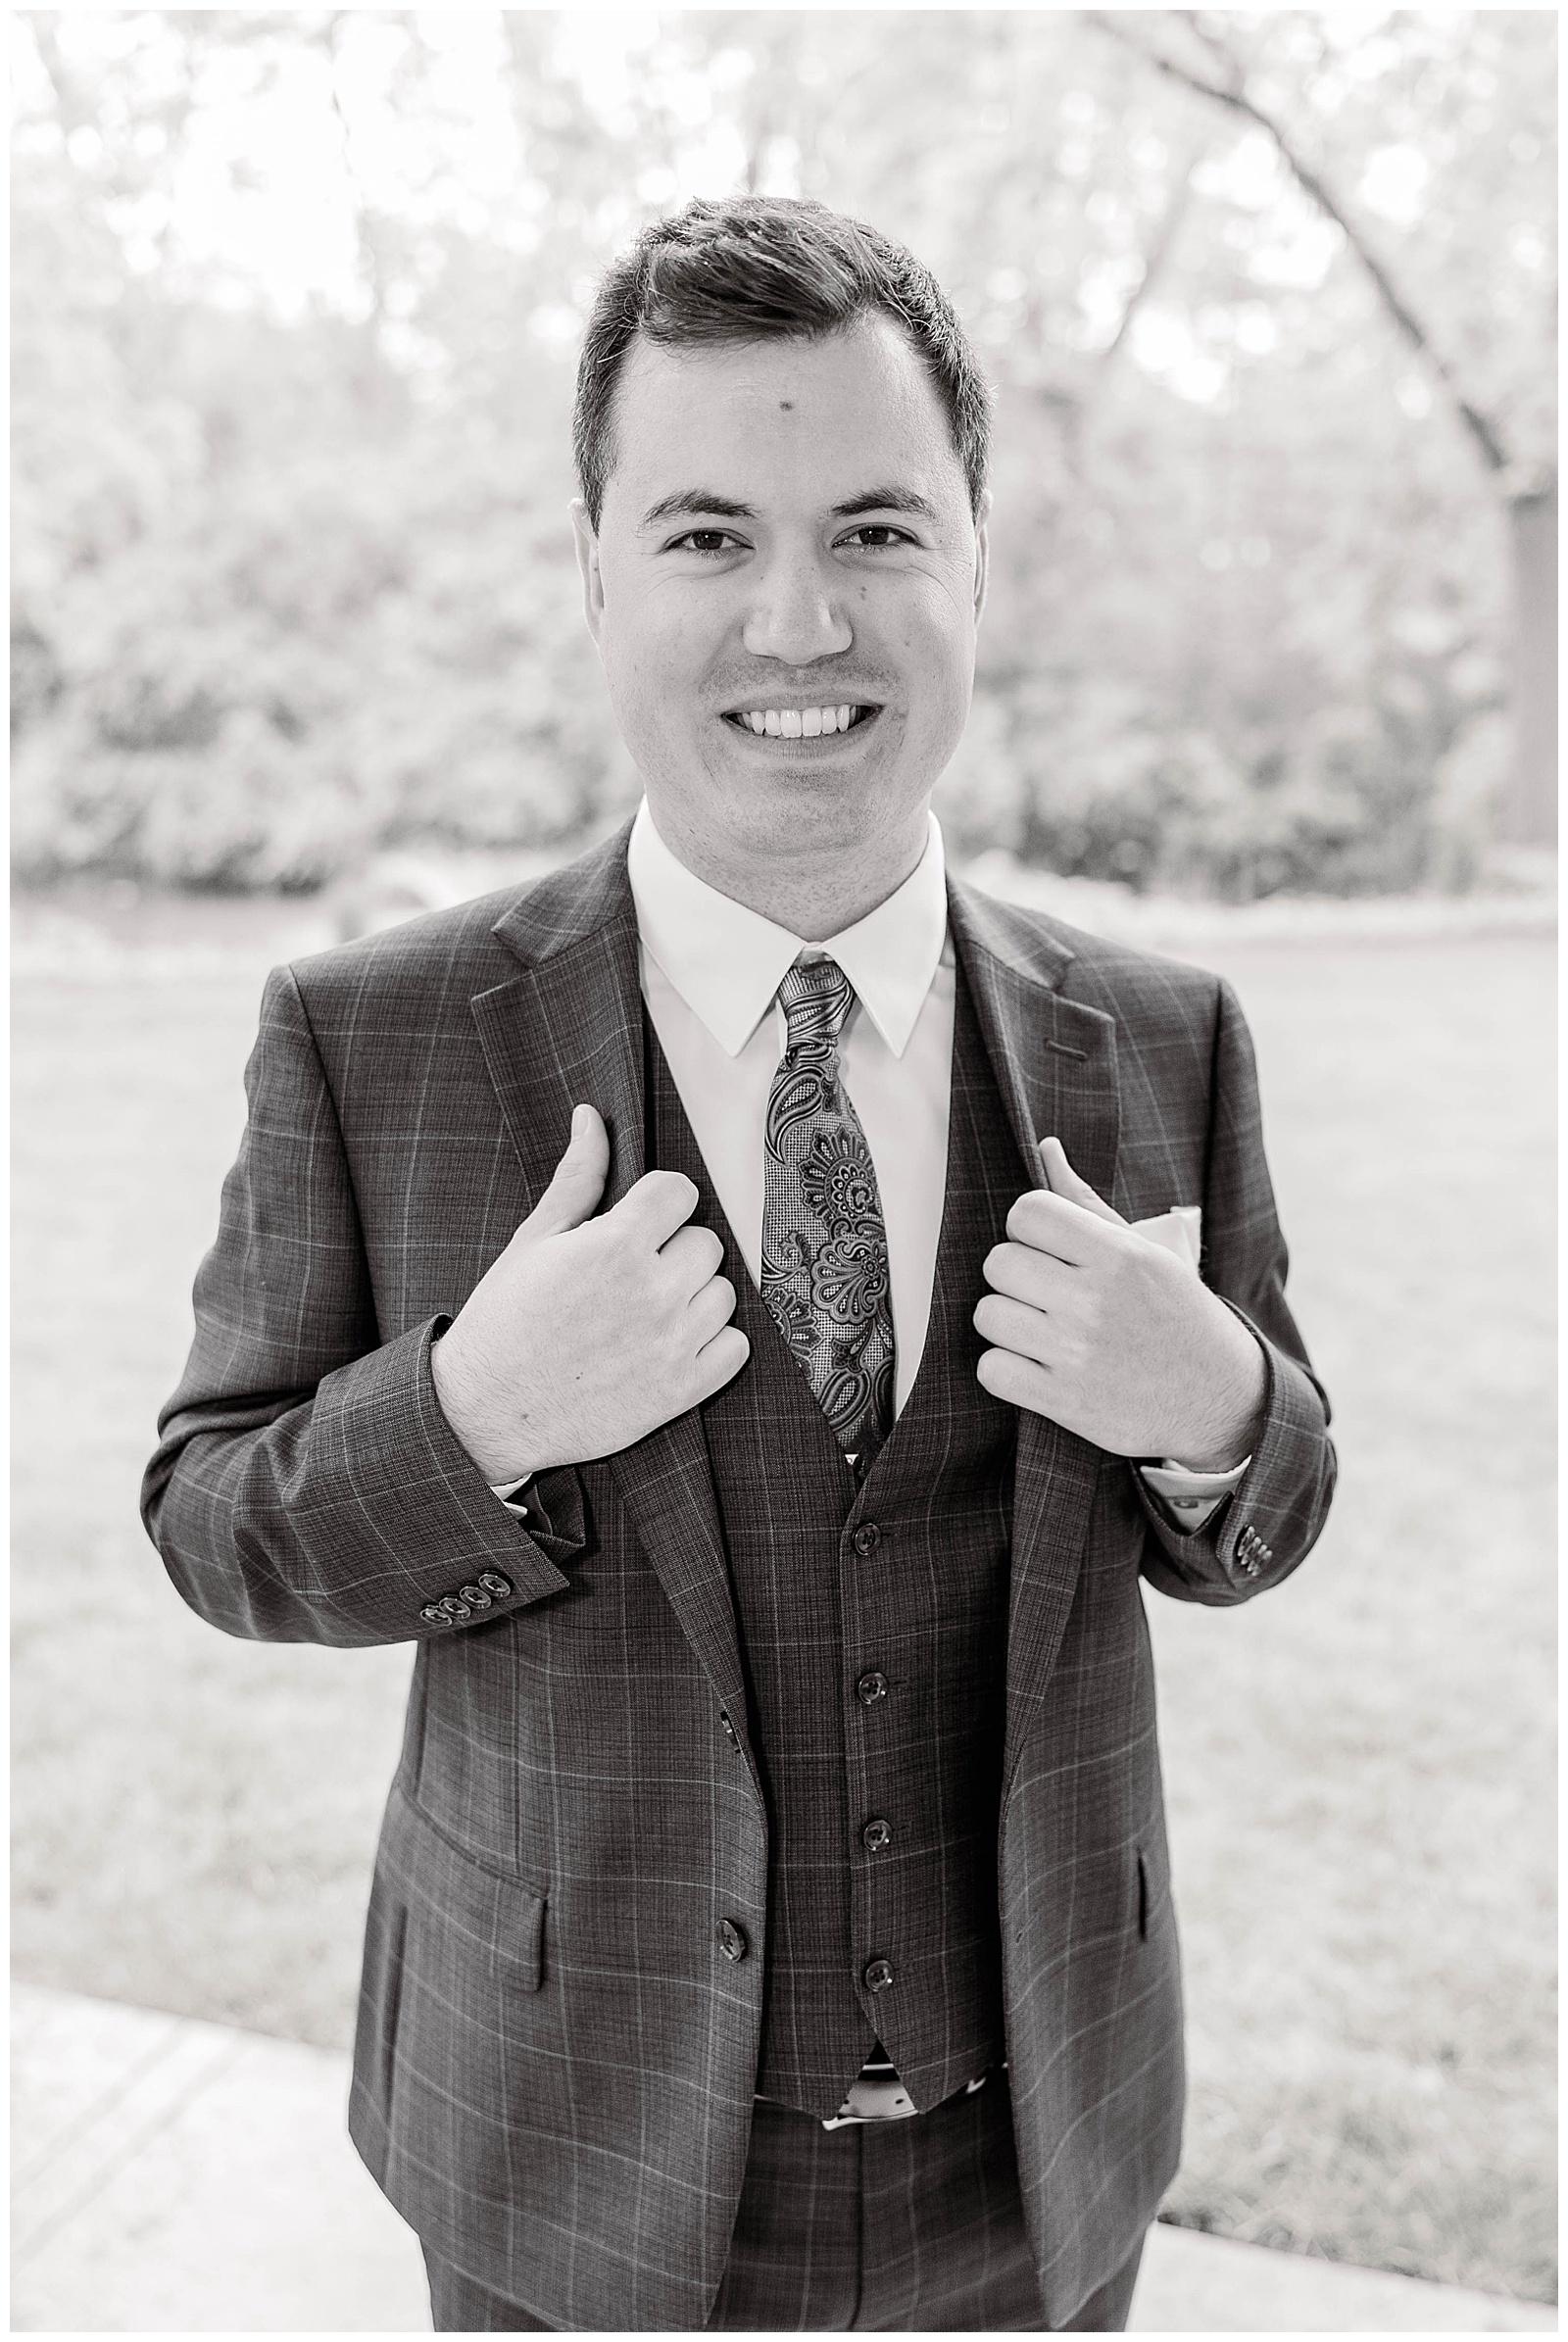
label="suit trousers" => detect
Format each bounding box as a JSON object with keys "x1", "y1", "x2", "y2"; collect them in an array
[{"x1": 421, "y1": 2070, "x2": 1144, "y2": 2332}]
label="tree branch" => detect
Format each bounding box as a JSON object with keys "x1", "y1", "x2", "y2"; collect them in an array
[
  {"x1": 24, "y1": 14, "x2": 93, "y2": 138},
  {"x1": 1087, "y1": 8, "x2": 1513, "y2": 477},
  {"x1": 1095, "y1": 137, "x2": 1205, "y2": 379},
  {"x1": 321, "y1": 10, "x2": 386, "y2": 327}
]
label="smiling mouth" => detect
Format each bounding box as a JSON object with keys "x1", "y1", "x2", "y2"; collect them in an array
[{"x1": 720, "y1": 703, "x2": 880, "y2": 739}]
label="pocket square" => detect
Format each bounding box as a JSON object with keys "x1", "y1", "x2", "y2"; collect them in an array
[{"x1": 1130, "y1": 1204, "x2": 1201, "y2": 1275}]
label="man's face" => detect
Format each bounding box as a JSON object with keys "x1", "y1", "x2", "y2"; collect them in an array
[{"x1": 571, "y1": 313, "x2": 989, "y2": 882}]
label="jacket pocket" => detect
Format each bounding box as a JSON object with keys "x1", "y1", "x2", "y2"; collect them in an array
[
  {"x1": 387, "y1": 1781, "x2": 547, "y2": 1990},
  {"x1": 362, "y1": 1784, "x2": 557, "y2": 2235}
]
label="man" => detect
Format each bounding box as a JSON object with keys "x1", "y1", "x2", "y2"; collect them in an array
[{"x1": 143, "y1": 197, "x2": 1334, "y2": 2333}]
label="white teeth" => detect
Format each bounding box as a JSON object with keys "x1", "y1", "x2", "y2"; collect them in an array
[{"x1": 736, "y1": 705, "x2": 862, "y2": 734}]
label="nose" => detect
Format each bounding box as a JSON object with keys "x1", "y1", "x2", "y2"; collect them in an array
[{"x1": 741, "y1": 547, "x2": 853, "y2": 666}]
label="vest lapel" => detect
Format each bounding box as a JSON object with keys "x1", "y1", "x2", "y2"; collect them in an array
[
  {"x1": 472, "y1": 837, "x2": 748, "y2": 1723},
  {"x1": 947, "y1": 880, "x2": 1123, "y2": 1791}
]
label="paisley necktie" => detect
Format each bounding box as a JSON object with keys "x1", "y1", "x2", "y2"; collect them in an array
[{"x1": 760, "y1": 955, "x2": 896, "y2": 1466}]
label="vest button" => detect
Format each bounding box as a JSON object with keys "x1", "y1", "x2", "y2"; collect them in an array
[
  {"x1": 851, "y1": 1522, "x2": 882, "y2": 1558},
  {"x1": 719, "y1": 1711, "x2": 740, "y2": 1748},
  {"x1": 717, "y1": 1918, "x2": 749, "y2": 1964},
  {"x1": 862, "y1": 1818, "x2": 894, "y2": 1852},
  {"x1": 862, "y1": 1956, "x2": 896, "y2": 1993},
  {"x1": 856, "y1": 1670, "x2": 889, "y2": 1706}
]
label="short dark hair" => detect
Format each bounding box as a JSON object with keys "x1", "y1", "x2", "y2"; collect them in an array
[{"x1": 572, "y1": 196, "x2": 991, "y2": 528}]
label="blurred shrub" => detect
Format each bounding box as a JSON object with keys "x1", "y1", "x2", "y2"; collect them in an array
[{"x1": 936, "y1": 673, "x2": 1496, "y2": 901}]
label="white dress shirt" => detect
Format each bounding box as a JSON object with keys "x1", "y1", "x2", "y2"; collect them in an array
[{"x1": 494, "y1": 803, "x2": 1246, "y2": 1532}]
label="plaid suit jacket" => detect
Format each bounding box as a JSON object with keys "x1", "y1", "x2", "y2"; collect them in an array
[{"x1": 142, "y1": 825, "x2": 1335, "y2": 2329}]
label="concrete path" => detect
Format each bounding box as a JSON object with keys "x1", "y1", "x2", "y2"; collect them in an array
[{"x1": 11, "y1": 1984, "x2": 1555, "y2": 2333}]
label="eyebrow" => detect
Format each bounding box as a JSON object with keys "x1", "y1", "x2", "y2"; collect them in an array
[
  {"x1": 639, "y1": 483, "x2": 942, "y2": 529},
  {"x1": 831, "y1": 485, "x2": 941, "y2": 523},
  {"x1": 640, "y1": 491, "x2": 757, "y2": 527}
]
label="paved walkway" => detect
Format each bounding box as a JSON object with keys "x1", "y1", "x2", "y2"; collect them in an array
[{"x1": 11, "y1": 1984, "x2": 1555, "y2": 2333}]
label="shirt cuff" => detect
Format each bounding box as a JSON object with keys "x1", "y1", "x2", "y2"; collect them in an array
[
  {"x1": 1137, "y1": 1455, "x2": 1250, "y2": 1537},
  {"x1": 489, "y1": 1476, "x2": 538, "y2": 1515}
]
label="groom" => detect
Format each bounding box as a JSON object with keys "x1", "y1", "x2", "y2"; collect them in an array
[{"x1": 144, "y1": 196, "x2": 1334, "y2": 2332}]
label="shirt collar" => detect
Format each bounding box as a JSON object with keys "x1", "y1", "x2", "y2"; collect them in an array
[{"x1": 626, "y1": 801, "x2": 949, "y2": 1059}]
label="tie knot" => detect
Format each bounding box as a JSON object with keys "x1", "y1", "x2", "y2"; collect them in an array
[{"x1": 777, "y1": 955, "x2": 855, "y2": 1054}]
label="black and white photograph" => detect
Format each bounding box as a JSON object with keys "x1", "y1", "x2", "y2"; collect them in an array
[{"x1": 10, "y1": 8, "x2": 1556, "y2": 2333}]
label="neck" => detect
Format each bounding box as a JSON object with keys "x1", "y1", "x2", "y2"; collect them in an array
[{"x1": 647, "y1": 804, "x2": 932, "y2": 941}]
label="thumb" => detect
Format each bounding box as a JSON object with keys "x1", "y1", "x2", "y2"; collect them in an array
[
  {"x1": 1038, "y1": 1136, "x2": 1126, "y2": 1227},
  {"x1": 524, "y1": 1103, "x2": 611, "y2": 1239}
]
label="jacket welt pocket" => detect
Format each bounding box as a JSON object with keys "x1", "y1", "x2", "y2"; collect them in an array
[{"x1": 392, "y1": 1783, "x2": 548, "y2": 1991}]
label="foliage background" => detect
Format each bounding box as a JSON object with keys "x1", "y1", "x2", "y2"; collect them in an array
[{"x1": 10, "y1": 8, "x2": 1558, "y2": 898}]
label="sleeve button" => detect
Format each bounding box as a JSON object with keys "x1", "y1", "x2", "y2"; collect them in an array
[
  {"x1": 477, "y1": 1572, "x2": 513, "y2": 1597},
  {"x1": 420, "y1": 1603, "x2": 447, "y2": 1625},
  {"x1": 458, "y1": 1583, "x2": 492, "y2": 1609}
]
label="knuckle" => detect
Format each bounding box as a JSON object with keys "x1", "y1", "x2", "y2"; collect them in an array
[{"x1": 636, "y1": 1169, "x2": 695, "y2": 1218}]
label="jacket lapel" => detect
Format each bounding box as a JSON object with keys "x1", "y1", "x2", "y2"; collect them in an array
[
  {"x1": 948, "y1": 880, "x2": 1122, "y2": 1794},
  {"x1": 472, "y1": 832, "x2": 749, "y2": 1727},
  {"x1": 468, "y1": 845, "x2": 1126, "y2": 1761}
]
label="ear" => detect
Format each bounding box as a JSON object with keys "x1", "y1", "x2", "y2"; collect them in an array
[
  {"x1": 568, "y1": 497, "x2": 606, "y2": 646},
  {"x1": 972, "y1": 486, "x2": 994, "y2": 624}
]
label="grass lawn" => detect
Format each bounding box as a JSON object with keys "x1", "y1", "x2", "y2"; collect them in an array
[{"x1": 11, "y1": 904, "x2": 1554, "y2": 2304}]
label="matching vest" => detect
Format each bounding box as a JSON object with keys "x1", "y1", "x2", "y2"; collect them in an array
[{"x1": 647, "y1": 967, "x2": 1032, "y2": 2121}]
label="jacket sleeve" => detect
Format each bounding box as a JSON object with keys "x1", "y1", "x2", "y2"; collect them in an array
[
  {"x1": 139, "y1": 963, "x2": 584, "y2": 1648},
  {"x1": 1136, "y1": 976, "x2": 1336, "y2": 1607}
]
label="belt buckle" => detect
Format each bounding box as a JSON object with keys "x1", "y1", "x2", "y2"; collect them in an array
[{"x1": 821, "y1": 2067, "x2": 918, "y2": 2129}]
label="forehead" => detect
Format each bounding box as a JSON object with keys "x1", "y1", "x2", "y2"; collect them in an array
[{"x1": 604, "y1": 314, "x2": 965, "y2": 517}]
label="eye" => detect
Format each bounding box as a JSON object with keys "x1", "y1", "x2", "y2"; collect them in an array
[
  {"x1": 665, "y1": 528, "x2": 748, "y2": 556},
  {"x1": 836, "y1": 523, "x2": 918, "y2": 551}
]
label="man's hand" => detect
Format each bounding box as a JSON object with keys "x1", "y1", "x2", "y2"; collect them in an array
[
  {"x1": 973, "y1": 1137, "x2": 1265, "y2": 1469},
  {"x1": 431, "y1": 1103, "x2": 749, "y2": 1483}
]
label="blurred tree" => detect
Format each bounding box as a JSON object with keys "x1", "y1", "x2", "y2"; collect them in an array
[
  {"x1": 1094, "y1": 7, "x2": 1557, "y2": 845},
  {"x1": 9, "y1": 8, "x2": 1555, "y2": 893}
]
